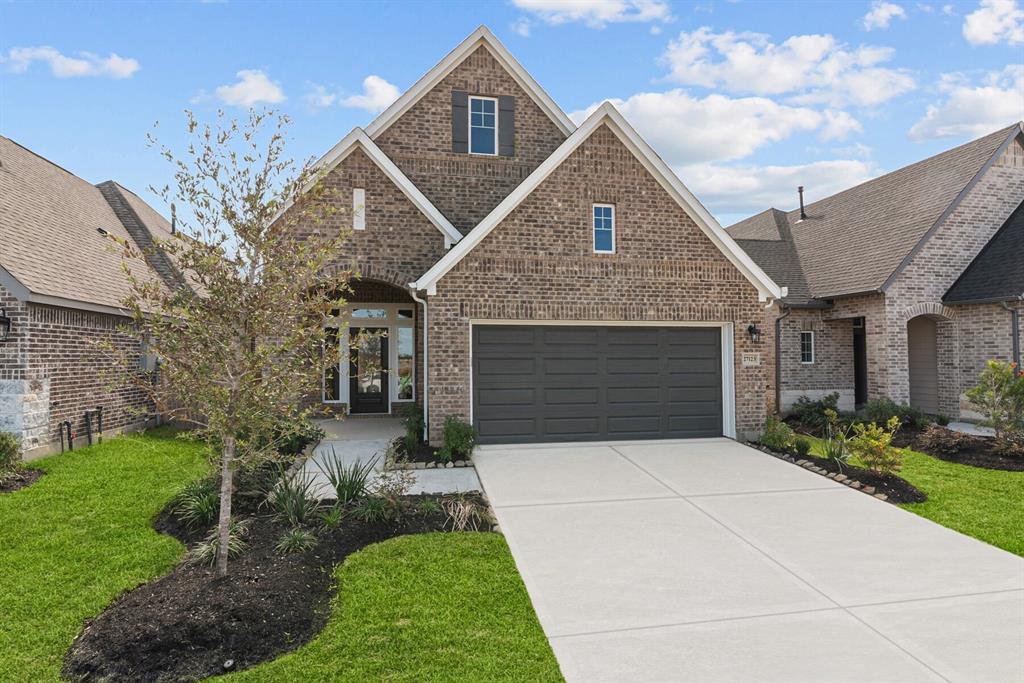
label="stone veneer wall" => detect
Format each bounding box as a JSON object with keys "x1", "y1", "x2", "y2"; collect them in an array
[
  {"x1": 427, "y1": 124, "x2": 774, "y2": 441},
  {"x1": 374, "y1": 45, "x2": 568, "y2": 233}
]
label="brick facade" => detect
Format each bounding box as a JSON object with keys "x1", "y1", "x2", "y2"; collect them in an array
[
  {"x1": 427, "y1": 125, "x2": 773, "y2": 440},
  {"x1": 374, "y1": 45, "x2": 567, "y2": 233}
]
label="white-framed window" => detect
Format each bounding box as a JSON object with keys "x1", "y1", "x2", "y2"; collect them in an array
[
  {"x1": 593, "y1": 203, "x2": 615, "y2": 253},
  {"x1": 353, "y1": 188, "x2": 365, "y2": 230},
  {"x1": 322, "y1": 304, "x2": 416, "y2": 405},
  {"x1": 800, "y1": 331, "x2": 815, "y2": 364},
  {"x1": 469, "y1": 96, "x2": 498, "y2": 156}
]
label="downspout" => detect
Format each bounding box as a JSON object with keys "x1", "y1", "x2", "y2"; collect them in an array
[
  {"x1": 1001, "y1": 301, "x2": 1021, "y2": 369},
  {"x1": 775, "y1": 304, "x2": 792, "y2": 415},
  {"x1": 409, "y1": 288, "x2": 429, "y2": 443}
]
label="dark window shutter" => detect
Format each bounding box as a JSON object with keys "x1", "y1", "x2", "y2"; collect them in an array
[
  {"x1": 498, "y1": 95, "x2": 515, "y2": 156},
  {"x1": 451, "y1": 90, "x2": 469, "y2": 154}
]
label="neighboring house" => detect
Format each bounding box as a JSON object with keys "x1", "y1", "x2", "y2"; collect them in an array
[
  {"x1": 728, "y1": 124, "x2": 1024, "y2": 419},
  {"x1": 0, "y1": 136, "x2": 178, "y2": 456},
  {"x1": 285, "y1": 26, "x2": 783, "y2": 444}
]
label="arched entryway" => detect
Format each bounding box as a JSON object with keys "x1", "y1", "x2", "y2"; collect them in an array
[{"x1": 907, "y1": 315, "x2": 939, "y2": 415}]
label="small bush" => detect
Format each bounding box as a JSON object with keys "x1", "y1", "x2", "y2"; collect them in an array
[
  {"x1": 173, "y1": 478, "x2": 219, "y2": 530},
  {"x1": 369, "y1": 462, "x2": 417, "y2": 521},
  {"x1": 276, "y1": 420, "x2": 326, "y2": 457},
  {"x1": 276, "y1": 527, "x2": 318, "y2": 555},
  {"x1": 314, "y1": 448, "x2": 376, "y2": 505},
  {"x1": 269, "y1": 472, "x2": 320, "y2": 527},
  {"x1": 965, "y1": 360, "x2": 1024, "y2": 452},
  {"x1": 820, "y1": 409, "x2": 851, "y2": 464},
  {"x1": 353, "y1": 496, "x2": 387, "y2": 523},
  {"x1": 441, "y1": 495, "x2": 489, "y2": 532},
  {"x1": 438, "y1": 417, "x2": 476, "y2": 463},
  {"x1": 850, "y1": 417, "x2": 904, "y2": 476},
  {"x1": 400, "y1": 404, "x2": 425, "y2": 454},
  {"x1": 793, "y1": 437, "x2": 812, "y2": 457},
  {"x1": 863, "y1": 398, "x2": 930, "y2": 430},
  {"x1": 916, "y1": 424, "x2": 967, "y2": 455},
  {"x1": 416, "y1": 498, "x2": 442, "y2": 516},
  {"x1": 791, "y1": 393, "x2": 840, "y2": 429},
  {"x1": 190, "y1": 518, "x2": 249, "y2": 566},
  {"x1": 759, "y1": 416, "x2": 794, "y2": 452},
  {"x1": 0, "y1": 431, "x2": 21, "y2": 475},
  {"x1": 318, "y1": 504, "x2": 344, "y2": 530},
  {"x1": 936, "y1": 414, "x2": 951, "y2": 427}
]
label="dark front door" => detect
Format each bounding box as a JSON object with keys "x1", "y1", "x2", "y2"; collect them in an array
[
  {"x1": 853, "y1": 319, "x2": 867, "y2": 408},
  {"x1": 349, "y1": 327, "x2": 389, "y2": 414},
  {"x1": 472, "y1": 325, "x2": 723, "y2": 444}
]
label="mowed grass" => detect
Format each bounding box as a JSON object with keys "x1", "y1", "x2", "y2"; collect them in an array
[
  {"x1": 0, "y1": 428, "x2": 209, "y2": 681},
  {"x1": 227, "y1": 532, "x2": 563, "y2": 683},
  {"x1": 809, "y1": 438, "x2": 1024, "y2": 556}
]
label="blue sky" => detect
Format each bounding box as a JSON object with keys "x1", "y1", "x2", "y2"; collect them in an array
[{"x1": 2, "y1": 0, "x2": 1022, "y2": 225}]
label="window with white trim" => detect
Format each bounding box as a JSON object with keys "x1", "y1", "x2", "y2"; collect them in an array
[
  {"x1": 800, "y1": 331, "x2": 815, "y2": 364},
  {"x1": 593, "y1": 204, "x2": 615, "y2": 253},
  {"x1": 322, "y1": 304, "x2": 416, "y2": 405},
  {"x1": 469, "y1": 96, "x2": 497, "y2": 155}
]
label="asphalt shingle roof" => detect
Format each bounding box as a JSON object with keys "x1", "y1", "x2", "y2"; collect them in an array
[{"x1": 945, "y1": 200, "x2": 1024, "y2": 304}]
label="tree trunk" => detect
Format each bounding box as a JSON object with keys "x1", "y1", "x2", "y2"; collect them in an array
[{"x1": 216, "y1": 436, "x2": 235, "y2": 578}]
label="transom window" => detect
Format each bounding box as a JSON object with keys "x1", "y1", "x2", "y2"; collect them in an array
[
  {"x1": 800, "y1": 331, "x2": 815, "y2": 364},
  {"x1": 469, "y1": 96, "x2": 497, "y2": 155},
  {"x1": 593, "y1": 204, "x2": 615, "y2": 253}
]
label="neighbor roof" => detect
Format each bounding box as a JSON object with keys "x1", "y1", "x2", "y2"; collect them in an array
[
  {"x1": 0, "y1": 136, "x2": 169, "y2": 314},
  {"x1": 944, "y1": 200, "x2": 1024, "y2": 304},
  {"x1": 728, "y1": 123, "x2": 1024, "y2": 299}
]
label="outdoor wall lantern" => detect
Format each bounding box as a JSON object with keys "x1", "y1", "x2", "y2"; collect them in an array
[
  {"x1": 0, "y1": 309, "x2": 11, "y2": 342},
  {"x1": 746, "y1": 324, "x2": 762, "y2": 343}
]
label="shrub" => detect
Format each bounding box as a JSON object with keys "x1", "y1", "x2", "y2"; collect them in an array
[
  {"x1": 793, "y1": 437, "x2": 812, "y2": 457},
  {"x1": 850, "y1": 417, "x2": 904, "y2": 476},
  {"x1": 400, "y1": 404, "x2": 425, "y2": 454},
  {"x1": 965, "y1": 360, "x2": 1024, "y2": 452},
  {"x1": 269, "y1": 471, "x2": 320, "y2": 527},
  {"x1": 173, "y1": 478, "x2": 219, "y2": 530},
  {"x1": 759, "y1": 416, "x2": 794, "y2": 452},
  {"x1": 275, "y1": 420, "x2": 326, "y2": 457},
  {"x1": 353, "y1": 496, "x2": 387, "y2": 523},
  {"x1": 862, "y1": 398, "x2": 930, "y2": 430},
  {"x1": 439, "y1": 417, "x2": 477, "y2": 462},
  {"x1": 791, "y1": 393, "x2": 840, "y2": 429},
  {"x1": 916, "y1": 424, "x2": 968, "y2": 455},
  {"x1": 936, "y1": 414, "x2": 951, "y2": 427},
  {"x1": 318, "y1": 504, "x2": 344, "y2": 530},
  {"x1": 314, "y1": 448, "x2": 376, "y2": 505},
  {"x1": 191, "y1": 518, "x2": 249, "y2": 566},
  {"x1": 820, "y1": 409, "x2": 851, "y2": 464},
  {"x1": 441, "y1": 495, "x2": 488, "y2": 532},
  {"x1": 369, "y1": 462, "x2": 417, "y2": 521},
  {"x1": 416, "y1": 498, "x2": 442, "y2": 516},
  {"x1": 0, "y1": 431, "x2": 22, "y2": 477},
  {"x1": 276, "y1": 527, "x2": 318, "y2": 555}
]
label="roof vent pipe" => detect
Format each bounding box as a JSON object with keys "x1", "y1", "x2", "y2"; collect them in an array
[
  {"x1": 171, "y1": 203, "x2": 177, "y2": 235},
  {"x1": 798, "y1": 186, "x2": 807, "y2": 221}
]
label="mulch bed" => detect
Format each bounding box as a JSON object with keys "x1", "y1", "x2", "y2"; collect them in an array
[
  {"x1": 897, "y1": 429, "x2": 1024, "y2": 472},
  {"x1": 63, "y1": 493, "x2": 486, "y2": 682},
  {"x1": 391, "y1": 439, "x2": 472, "y2": 467},
  {"x1": 0, "y1": 468, "x2": 42, "y2": 494}
]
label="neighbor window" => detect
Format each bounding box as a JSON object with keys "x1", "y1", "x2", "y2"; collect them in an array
[
  {"x1": 469, "y1": 96, "x2": 497, "y2": 155},
  {"x1": 593, "y1": 204, "x2": 615, "y2": 253},
  {"x1": 800, "y1": 331, "x2": 815, "y2": 364}
]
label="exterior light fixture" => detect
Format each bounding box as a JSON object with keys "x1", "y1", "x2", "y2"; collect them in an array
[
  {"x1": 0, "y1": 309, "x2": 11, "y2": 342},
  {"x1": 747, "y1": 324, "x2": 761, "y2": 343}
]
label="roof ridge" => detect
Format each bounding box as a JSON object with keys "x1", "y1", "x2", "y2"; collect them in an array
[{"x1": 1, "y1": 135, "x2": 91, "y2": 186}]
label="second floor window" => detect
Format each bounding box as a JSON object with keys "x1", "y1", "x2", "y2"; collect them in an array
[
  {"x1": 593, "y1": 204, "x2": 615, "y2": 253},
  {"x1": 470, "y1": 96, "x2": 497, "y2": 155},
  {"x1": 800, "y1": 331, "x2": 815, "y2": 364}
]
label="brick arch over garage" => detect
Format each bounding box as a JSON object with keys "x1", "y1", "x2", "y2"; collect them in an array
[{"x1": 901, "y1": 302, "x2": 957, "y2": 322}]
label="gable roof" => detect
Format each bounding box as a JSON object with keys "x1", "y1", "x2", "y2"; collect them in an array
[
  {"x1": 0, "y1": 136, "x2": 169, "y2": 315},
  {"x1": 364, "y1": 26, "x2": 574, "y2": 140},
  {"x1": 728, "y1": 123, "x2": 1023, "y2": 299},
  {"x1": 413, "y1": 102, "x2": 784, "y2": 302},
  {"x1": 278, "y1": 128, "x2": 463, "y2": 245},
  {"x1": 944, "y1": 199, "x2": 1024, "y2": 304}
]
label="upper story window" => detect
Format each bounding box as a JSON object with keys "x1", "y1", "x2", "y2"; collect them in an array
[
  {"x1": 593, "y1": 204, "x2": 615, "y2": 253},
  {"x1": 800, "y1": 331, "x2": 815, "y2": 364},
  {"x1": 469, "y1": 96, "x2": 497, "y2": 155}
]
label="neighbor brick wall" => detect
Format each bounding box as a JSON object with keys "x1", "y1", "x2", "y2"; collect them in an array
[
  {"x1": 374, "y1": 45, "x2": 568, "y2": 233},
  {"x1": 427, "y1": 124, "x2": 772, "y2": 440}
]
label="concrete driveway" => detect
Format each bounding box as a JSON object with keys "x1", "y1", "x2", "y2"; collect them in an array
[{"x1": 474, "y1": 438, "x2": 1024, "y2": 683}]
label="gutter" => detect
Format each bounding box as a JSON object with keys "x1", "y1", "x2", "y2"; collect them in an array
[
  {"x1": 1001, "y1": 301, "x2": 1022, "y2": 369},
  {"x1": 775, "y1": 305, "x2": 792, "y2": 415},
  {"x1": 409, "y1": 287, "x2": 429, "y2": 442}
]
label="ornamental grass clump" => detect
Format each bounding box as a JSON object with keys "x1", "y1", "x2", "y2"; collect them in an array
[
  {"x1": 759, "y1": 416, "x2": 793, "y2": 452},
  {"x1": 820, "y1": 408, "x2": 852, "y2": 465},
  {"x1": 850, "y1": 416, "x2": 904, "y2": 477}
]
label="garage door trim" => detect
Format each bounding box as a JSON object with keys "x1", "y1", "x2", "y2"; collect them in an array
[{"x1": 468, "y1": 320, "x2": 736, "y2": 440}]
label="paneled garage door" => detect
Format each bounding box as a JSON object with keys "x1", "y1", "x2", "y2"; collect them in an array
[{"x1": 472, "y1": 325, "x2": 723, "y2": 444}]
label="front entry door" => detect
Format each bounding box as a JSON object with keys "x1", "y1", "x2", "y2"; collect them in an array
[{"x1": 349, "y1": 327, "x2": 389, "y2": 414}]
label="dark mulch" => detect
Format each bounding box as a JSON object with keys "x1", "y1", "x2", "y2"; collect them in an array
[
  {"x1": 391, "y1": 438, "x2": 471, "y2": 466},
  {"x1": 897, "y1": 429, "x2": 1024, "y2": 472},
  {"x1": 0, "y1": 468, "x2": 42, "y2": 494},
  {"x1": 63, "y1": 493, "x2": 484, "y2": 682}
]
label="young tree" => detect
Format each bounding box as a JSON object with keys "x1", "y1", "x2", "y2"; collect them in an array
[{"x1": 112, "y1": 110, "x2": 350, "y2": 576}]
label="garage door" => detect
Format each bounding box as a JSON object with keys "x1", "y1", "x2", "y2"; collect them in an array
[{"x1": 472, "y1": 325, "x2": 723, "y2": 444}]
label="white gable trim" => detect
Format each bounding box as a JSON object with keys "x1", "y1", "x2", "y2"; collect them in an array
[
  {"x1": 412, "y1": 102, "x2": 784, "y2": 301},
  {"x1": 364, "y1": 25, "x2": 574, "y2": 140},
  {"x1": 275, "y1": 128, "x2": 462, "y2": 245}
]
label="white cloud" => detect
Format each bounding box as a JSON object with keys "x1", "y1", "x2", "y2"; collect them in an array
[
  {"x1": 303, "y1": 83, "x2": 337, "y2": 109},
  {"x1": 863, "y1": 1, "x2": 908, "y2": 30},
  {"x1": 511, "y1": 17, "x2": 532, "y2": 36},
  {"x1": 340, "y1": 75, "x2": 400, "y2": 113},
  {"x1": 962, "y1": 0, "x2": 1024, "y2": 44},
  {"x1": 214, "y1": 70, "x2": 286, "y2": 107},
  {"x1": 909, "y1": 65, "x2": 1024, "y2": 139},
  {"x1": 4, "y1": 46, "x2": 139, "y2": 78},
  {"x1": 571, "y1": 90, "x2": 826, "y2": 164},
  {"x1": 660, "y1": 28, "x2": 916, "y2": 107},
  {"x1": 820, "y1": 109, "x2": 864, "y2": 140},
  {"x1": 942, "y1": 3, "x2": 957, "y2": 15},
  {"x1": 512, "y1": 0, "x2": 672, "y2": 28}
]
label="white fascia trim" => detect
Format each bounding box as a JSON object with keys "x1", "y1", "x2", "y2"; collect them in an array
[
  {"x1": 414, "y1": 102, "x2": 784, "y2": 301},
  {"x1": 282, "y1": 128, "x2": 462, "y2": 246},
  {"x1": 364, "y1": 25, "x2": 574, "y2": 140}
]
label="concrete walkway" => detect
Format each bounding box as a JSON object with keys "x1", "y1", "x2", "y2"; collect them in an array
[{"x1": 475, "y1": 438, "x2": 1024, "y2": 683}]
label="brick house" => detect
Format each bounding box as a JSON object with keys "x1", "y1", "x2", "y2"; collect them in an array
[
  {"x1": 286, "y1": 27, "x2": 783, "y2": 444},
  {"x1": 728, "y1": 124, "x2": 1024, "y2": 419},
  {"x1": 0, "y1": 136, "x2": 178, "y2": 456}
]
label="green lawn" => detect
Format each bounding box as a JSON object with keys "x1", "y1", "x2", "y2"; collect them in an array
[
  {"x1": 0, "y1": 428, "x2": 209, "y2": 681},
  {"x1": 227, "y1": 533, "x2": 563, "y2": 683},
  {"x1": 808, "y1": 438, "x2": 1024, "y2": 556}
]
